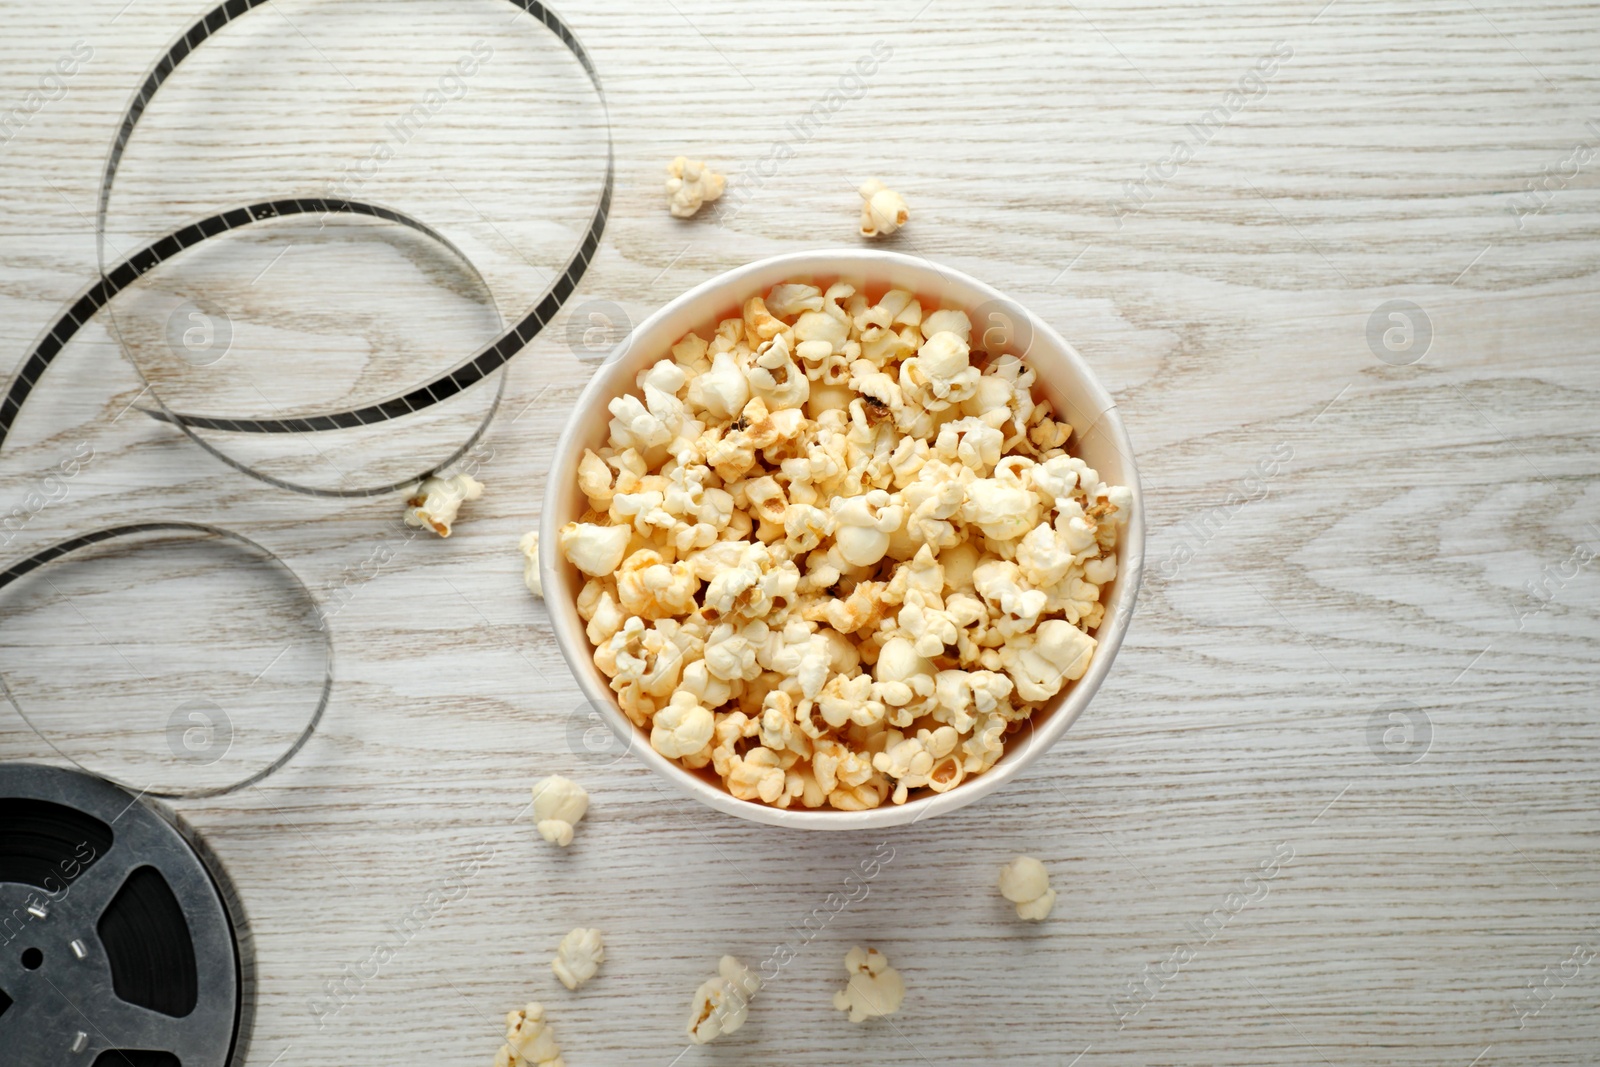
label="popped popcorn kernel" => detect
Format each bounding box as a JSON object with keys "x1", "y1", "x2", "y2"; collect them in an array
[
  {"x1": 832, "y1": 946, "x2": 905, "y2": 1022},
  {"x1": 405, "y1": 473, "x2": 483, "y2": 537},
  {"x1": 531, "y1": 775, "x2": 589, "y2": 847},
  {"x1": 651, "y1": 690, "x2": 716, "y2": 759},
  {"x1": 998, "y1": 855, "x2": 1057, "y2": 921},
  {"x1": 858, "y1": 179, "x2": 909, "y2": 238},
  {"x1": 520, "y1": 531, "x2": 543, "y2": 598},
  {"x1": 687, "y1": 955, "x2": 760, "y2": 1044},
  {"x1": 559, "y1": 521, "x2": 632, "y2": 578},
  {"x1": 553, "y1": 278, "x2": 1131, "y2": 810},
  {"x1": 495, "y1": 1002, "x2": 564, "y2": 1067},
  {"x1": 551, "y1": 927, "x2": 605, "y2": 990},
  {"x1": 666, "y1": 156, "x2": 726, "y2": 218}
]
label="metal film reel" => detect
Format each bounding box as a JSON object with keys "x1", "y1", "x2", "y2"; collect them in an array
[{"x1": 0, "y1": 762, "x2": 249, "y2": 1066}]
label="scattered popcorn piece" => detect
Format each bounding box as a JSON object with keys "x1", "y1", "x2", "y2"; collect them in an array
[
  {"x1": 531, "y1": 775, "x2": 589, "y2": 847},
  {"x1": 998, "y1": 855, "x2": 1056, "y2": 921},
  {"x1": 554, "y1": 277, "x2": 1132, "y2": 810},
  {"x1": 520, "y1": 531, "x2": 543, "y2": 598},
  {"x1": 832, "y1": 946, "x2": 905, "y2": 1023},
  {"x1": 858, "y1": 179, "x2": 909, "y2": 238},
  {"x1": 405, "y1": 473, "x2": 483, "y2": 537},
  {"x1": 666, "y1": 156, "x2": 726, "y2": 218},
  {"x1": 494, "y1": 1002, "x2": 563, "y2": 1067},
  {"x1": 551, "y1": 927, "x2": 605, "y2": 990},
  {"x1": 687, "y1": 955, "x2": 760, "y2": 1044}
]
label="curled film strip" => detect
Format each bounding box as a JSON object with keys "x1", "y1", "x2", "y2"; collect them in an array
[
  {"x1": 3, "y1": 0, "x2": 612, "y2": 497},
  {"x1": 0, "y1": 523, "x2": 334, "y2": 802},
  {"x1": 8, "y1": 197, "x2": 509, "y2": 498},
  {"x1": 1, "y1": 0, "x2": 611, "y2": 798},
  {"x1": 0, "y1": 9, "x2": 611, "y2": 1064}
]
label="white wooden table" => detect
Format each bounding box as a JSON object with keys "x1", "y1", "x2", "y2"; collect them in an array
[{"x1": 2, "y1": 1, "x2": 1598, "y2": 1064}]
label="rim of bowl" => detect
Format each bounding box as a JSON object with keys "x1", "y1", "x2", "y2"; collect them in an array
[{"x1": 541, "y1": 249, "x2": 1144, "y2": 830}]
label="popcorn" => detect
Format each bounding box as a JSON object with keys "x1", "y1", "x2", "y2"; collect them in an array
[
  {"x1": 608, "y1": 386, "x2": 682, "y2": 463},
  {"x1": 831, "y1": 489, "x2": 905, "y2": 568},
  {"x1": 551, "y1": 927, "x2": 605, "y2": 990},
  {"x1": 874, "y1": 637, "x2": 936, "y2": 703},
  {"x1": 743, "y1": 295, "x2": 785, "y2": 344},
  {"x1": 832, "y1": 946, "x2": 905, "y2": 1022},
  {"x1": 782, "y1": 502, "x2": 833, "y2": 554},
  {"x1": 857, "y1": 180, "x2": 909, "y2": 238},
  {"x1": 558, "y1": 522, "x2": 631, "y2": 577},
  {"x1": 727, "y1": 745, "x2": 786, "y2": 803},
  {"x1": 962, "y1": 709, "x2": 1008, "y2": 773},
  {"x1": 1032, "y1": 454, "x2": 1091, "y2": 502},
  {"x1": 763, "y1": 622, "x2": 833, "y2": 700},
  {"x1": 704, "y1": 619, "x2": 766, "y2": 682},
  {"x1": 689, "y1": 349, "x2": 751, "y2": 421},
  {"x1": 921, "y1": 308, "x2": 971, "y2": 344},
  {"x1": 765, "y1": 282, "x2": 824, "y2": 318},
  {"x1": 687, "y1": 955, "x2": 760, "y2": 1044},
  {"x1": 580, "y1": 583, "x2": 625, "y2": 646},
  {"x1": 531, "y1": 775, "x2": 589, "y2": 847},
  {"x1": 555, "y1": 277, "x2": 1131, "y2": 809},
  {"x1": 998, "y1": 855, "x2": 1056, "y2": 921},
  {"x1": 520, "y1": 531, "x2": 542, "y2": 598},
  {"x1": 616, "y1": 549, "x2": 700, "y2": 619},
  {"x1": 815, "y1": 672, "x2": 886, "y2": 730},
  {"x1": 1000, "y1": 619, "x2": 1096, "y2": 702},
  {"x1": 963, "y1": 472, "x2": 1042, "y2": 541},
  {"x1": 748, "y1": 333, "x2": 809, "y2": 411},
  {"x1": 666, "y1": 156, "x2": 725, "y2": 218},
  {"x1": 974, "y1": 561, "x2": 1049, "y2": 632},
  {"x1": 405, "y1": 473, "x2": 483, "y2": 537},
  {"x1": 1015, "y1": 522, "x2": 1078, "y2": 589},
  {"x1": 901, "y1": 331, "x2": 980, "y2": 412},
  {"x1": 651, "y1": 690, "x2": 715, "y2": 759},
  {"x1": 702, "y1": 542, "x2": 797, "y2": 621},
  {"x1": 495, "y1": 1002, "x2": 563, "y2": 1067},
  {"x1": 872, "y1": 725, "x2": 958, "y2": 804}
]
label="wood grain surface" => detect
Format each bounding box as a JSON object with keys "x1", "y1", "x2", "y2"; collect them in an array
[{"x1": 2, "y1": 1, "x2": 1598, "y2": 1064}]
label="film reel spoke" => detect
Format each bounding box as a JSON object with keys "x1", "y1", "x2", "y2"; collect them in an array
[
  {"x1": 29, "y1": 845, "x2": 138, "y2": 940},
  {"x1": 22, "y1": 988, "x2": 180, "y2": 1061},
  {"x1": 78, "y1": 940, "x2": 218, "y2": 1064}
]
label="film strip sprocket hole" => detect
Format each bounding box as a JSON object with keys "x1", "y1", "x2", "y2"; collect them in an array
[{"x1": 4, "y1": 0, "x2": 612, "y2": 498}]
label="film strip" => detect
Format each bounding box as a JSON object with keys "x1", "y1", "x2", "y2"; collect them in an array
[
  {"x1": 2, "y1": 0, "x2": 612, "y2": 496},
  {"x1": 0, "y1": 8, "x2": 613, "y2": 1064},
  {"x1": 5, "y1": 198, "x2": 508, "y2": 498},
  {"x1": 1, "y1": 0, "x2": 610, "y2": 796},
  {"x1": 0, "y1": 523, "x2": 333, "y2": 801}
]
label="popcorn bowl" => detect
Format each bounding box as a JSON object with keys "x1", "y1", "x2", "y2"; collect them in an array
[{"x1": 541, "y1": 249, "x2": 1143, "y2": 830}]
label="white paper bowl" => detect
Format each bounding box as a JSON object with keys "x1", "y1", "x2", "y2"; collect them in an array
[{"x1": 541, "y1": 249, "x2": 1142, "y2": 830}]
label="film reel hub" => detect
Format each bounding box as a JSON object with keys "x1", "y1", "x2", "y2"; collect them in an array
[{"x1": 0, "y1": 763, "x2": 247, "y2": 1066}]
